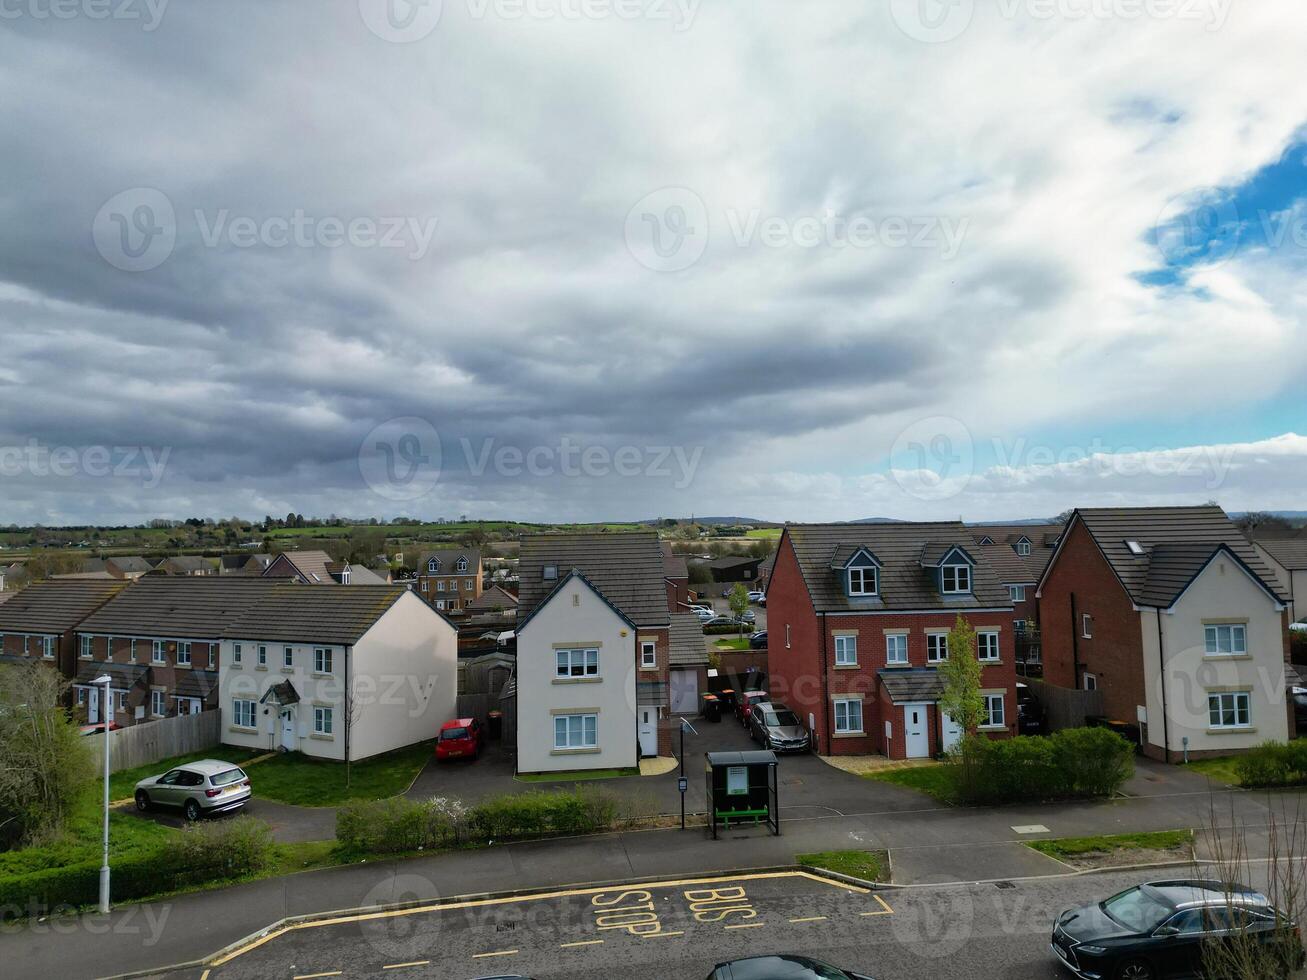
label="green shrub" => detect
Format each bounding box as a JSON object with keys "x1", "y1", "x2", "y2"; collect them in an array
[
  {"x1": 1235, "y1": 742, "x2": 1294, "y2": 787},
  {"x1": 950, "y1": 727, "x2": 1133, "y2": 804},
  {"x1": 1052, "y1": 726, "x2": 1135, "y2": 797},
  {"x1": 1283, "y1": 739, "x2": 1307, "y2": 781},
  {"x1": 335, "y1": 796, "x2": 466, "y2": 854}
]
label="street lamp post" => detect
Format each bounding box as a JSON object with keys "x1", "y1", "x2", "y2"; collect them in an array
[{"x1": 93, "y1": 673, "x2": 112, "y2": 914}]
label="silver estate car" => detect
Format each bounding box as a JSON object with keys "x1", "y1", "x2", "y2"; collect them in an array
[
  {"x1": 134, "y1": 759, "x2": 251, "y2": 821},
  {"x1": 748, "y1": 702, "x2": 810, "y2": 753}
]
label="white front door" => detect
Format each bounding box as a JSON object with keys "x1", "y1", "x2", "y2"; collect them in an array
[
  {"x1": 669, "y1": 669, "x2": 699, "y2": 714},
  {"x1": 638, "y1": 707, "x2": 658, "y2": 757},
  {"x1": 940, "y1": 709, "x2": 962, "y2": 753},
  {"x1": 280, "y1": 709, "x2": 297, "y2": 751},
  {"x1": 87, "y1": 687, "x2": 100, "y2": 724},
  {"x1": 904, "y1": 702, "x2": 930, "y2": 758}
]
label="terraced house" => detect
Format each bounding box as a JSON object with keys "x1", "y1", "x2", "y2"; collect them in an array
[
  {"x1": 413, "y1": 548, "x2": 483, "y2": 612},
  {"x1": 767, "y1": 522, "x2": 1019, "y2": 760},
  {"x1": 1037, "y1": 506, "x2": 1292, "y2": 761},
  {"x1": 513, "y1": 532, "x2": 708, "y2": 773}
]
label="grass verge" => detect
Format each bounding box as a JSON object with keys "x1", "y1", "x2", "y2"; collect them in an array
[
  {"x1": 712, "y1": 638, "x2": 752, "y2": 652},
  {"x1": 1027, "y1": 830, "x2": 1192, "y2": 861},
  {"x1": 247, "y1": 741, "x2": 435, "y2": 806},
  {"x1": 0, "y1": 799, "x2": 177, "y2": 878},
  {"x1": 864, "y1": 763, "x2": 958, "y2": 803},
  {"x1": 797, "y1": 849, "x2": 888, "y2": 882},
  {"x1": 516, "y1": 767, "x2": 639, "y2": 782},
  {"x1": 1181, "y1": 756, "x2": 1244, "y2": 786}
]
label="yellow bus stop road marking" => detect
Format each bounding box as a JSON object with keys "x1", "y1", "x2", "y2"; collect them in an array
[
  {"x1": 788, "y1": 916, "x2": 828, "y2": 923},
  {"x1": 472, "y1": 950, "x2": 519, "y2": 959},
  {"x1": 860, "y1": 895, "x2": 895, "y2": 916},
  {"x1": 641, "y1": 930, "x2": 684, "y2": 939},
  {"x1": 293, "y1": 973, "x2": 343, "y2": 979},
  {"x1": 724, "y1": 922, "x2": 766, "y2": 930},
  {"x1": 561, "y1": 940, "x2": 605, "y2": 949},
  {"x1": 383, "y1": 961, "x2": 429, "y2": 970},
  {"x1": 208, "y1": 871, "x2": 864, "y2": 967}
]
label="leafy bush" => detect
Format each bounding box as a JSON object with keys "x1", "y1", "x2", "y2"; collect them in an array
[
  {"x1": 1233, "y1": 741, "x2": 1307, "y2": 787},
  {"x1": 951, "y1": 727, "x2": 1133, "y2": 804},
  {"x1": 335, "y1": 796, "x2": 466, "y2": 854}
]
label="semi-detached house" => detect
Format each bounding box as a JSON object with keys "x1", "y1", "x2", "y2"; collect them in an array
[
  {"x1": 1037, "y1": 506, "x2": 1293, "y2": 761},
  {"x1": 767, "y1": 522, "x2": 1018, "y2": 760}
]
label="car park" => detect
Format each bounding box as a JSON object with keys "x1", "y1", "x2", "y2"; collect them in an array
[
  {"x1": 736, "y1": 689, "x2": 770, "y2": 725},
  {"x1": 749, "y1": 629, "x2": 767, "y2": 649},
  {"x1": 1050, "y1": 879, "x2": 1303, "y2": 980},
  {"x1": 691, "y1": 605, "x2": 715, "y2": 622},
  {"x1": 134, "y1": 760, "x2": 252, "y2": 821},
  {"x1": 707, "y1": 954, "x2": 875, "y2": 979},
  {"x1": 436, "y1": 717, "x2": 486, "y2": 761},
  {"x1": 748, "y1": 701, "x2": 810, "y2": 752}
]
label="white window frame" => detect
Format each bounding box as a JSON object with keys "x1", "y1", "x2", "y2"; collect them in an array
[
  {"x1": 314, "y1": 647, "x2": 333, "y2": 674},
  {"x1": 457, "y1": 557, "x2": 468, "y2": 573},
  {"x1": 152, "y1": 640, "x2": 166, "y2": 664},
  {"x1": 556, "y1": 648, "x2": 599, "y2": 678},
  {"x1": 451, "y1": 580, "x2": 459, "y2": 592},
  {"x1": 233, "y1": 642, "x2": 242, "y2": 665},
  {"x1": 983, "y1": 693, "x2": 1005, "y2": 728},
  {"x1": 1082, "y1": 614, "x2": 1093, "y2": 639},
  {"x1": 76, "y1": 687, "x2": 88, "y2": 705},
  {"x1": 1009, "y1": 585, "x2": 1026, "y2": 602},
  {"x1": 1083, "y1": 672, "x2": 1097, "y2": 691},
  {"x1": 640, "y1": 640, "x2": 656, "y2": 669},
  {"x1": 848, "y1": 566, "x2": 878, "y2": 597},
  {"x1": 437, "y1": 580, "x2": 446, "y2": 591},
  {"x1": 1204, "y1": 624, "x2": 1247, "y2": 657},
  {"x1": 177, "y1": 641, "x2": 191, "y2": 666},
  {"x1": 926, "y1": 632, "x2": 949, "y2": 663},
  {"x1": 428, "y1": 559, "x2": 439, "y2": 573},
  {"x1": 80, "y1": 635, "x2": 93, "y2": 659},
  {"x1": 257, "y1": 644, "x2": 268, "y2": 667},
  {"x1": 232, "y1": 698, "x2": 256, "y2": 728},
  {"x1": 42, "y1": 635, "x2": 55, "y2": 660},
  {"x1": 465, "y1": 578, "x2": 475, "y2": 591},
  {"x1": 1208, "y1": 691, "x2": 1251, "y2": 729},
  {"x1": 885, "y1": 633, "x2": 908, "y2": 665},
  {"x1": 977, "y1": 631, "x2": 1000, "y2": 662},
  {"x1": 554, "y1": 713, "x2": 597, "y2": 749},
  {"x1": 175, "y1": 696, "x2": 201, "y2": 715},
  {"x1": 1016, "y1": 539, "x2": 1031, "y2": 556},
  {"x1": 833, "y1": 697, "x2": 863, "y2": 734},
  {"x1": 207, "y1": 645, "x2": 216, "y2": 669},
  {"x1": 420, "y1": 580, "x2": 428, "y2": 592},
  {"x1": 283, "y1": 646, "x2": 294, "y2": 669},
  {"x1": 313, "y1": 705, "x2": 334, "y2": 736},
  {"x1": 941, "y1": 564, "x2": 971, "y2": 594},
  {"x1": 150, "y1": 689, "x2": 166, "y2": 717},
  {"x1": 834, "y1": 634, "x2": 857, "y2": 666}
]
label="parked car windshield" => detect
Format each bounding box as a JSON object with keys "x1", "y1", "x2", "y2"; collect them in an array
[
  {"x1": 1102, "y1": 886, "x2": 1174, "y2": 932},
  {"x1": 441, "y1": 727, "x2": 469, "y2": 740},
  {"x1": 209, "y1": 768, "x2": 247, "y2": 786},
  {"x1": 769, "y1": 710, "x2": 801, "y2": 727}
]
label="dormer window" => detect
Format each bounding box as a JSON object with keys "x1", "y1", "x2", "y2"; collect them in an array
[
  {"x1": 428, "y1": 558, "x2": 440, "y2": 573},
  {"x1": 941, "y1": 563, "x2": 971, "y2": 594},
  {"x1": 457, "y1": 557, "x2": 468, "y2": 572},
  {"x1": 848, "y1": 566, "x2": 878, "y2": 596},
  {"x1": 1015, "y1": 537, "x2": 1031, "y2": 556},
  {"x1": 978, "y1": 535, "x2": 995, "y2": 546},
  {"x1": 1125, "y1": 540, "x2": 1145, "y2": 556}
]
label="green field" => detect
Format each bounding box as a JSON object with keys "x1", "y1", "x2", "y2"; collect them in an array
[{"x1": 745, "y1": 528, "x2": 783, "y2": 539}]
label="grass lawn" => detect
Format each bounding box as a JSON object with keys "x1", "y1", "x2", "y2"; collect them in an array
[
  {"x1": 1027, "y1": 830, "x2": 1192, "y2": 860},
  {"x1": 108, "y1": 745, "x2": 265, "y2": 801},
  {"x1": 864, "y1": 763, "x2": 959, "y2": 804},
  {"x1": 516, "y1": 767, "x2": 639, "y2": 783},
  {"x1": 1182, "y1": 756, "x2": 1244, "y2": 786},
  {"x1": 797, "y1": 849, "x2": 888, "y2": 882},
  {"x1": 247, "y1": 741, "x2": 434, "y2": 806},
  {"x1": 712, "y1": 638, "x2": 752, "y2": 651},
  {"x1": 0, "y1": 797, "x2": 176, "y2": 878}
]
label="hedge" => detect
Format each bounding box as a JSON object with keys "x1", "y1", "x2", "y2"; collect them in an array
[
  {"x1": 0, "y1": 817, "x2": 273, "y2": 918},
  {"x1": 1234, "y1": 740, "x2": 1307, "y2": 788},
  {"x1": 336, "y1": 788, "x2": 623, "y2": 856},
  {"x1": 953, "y1": 727, "x2": 1134, "y2": 805}
]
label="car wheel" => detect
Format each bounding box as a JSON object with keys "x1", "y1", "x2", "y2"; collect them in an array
[
  {"x1": 1115, "y1": 959, "x2": 1155, "y2": 980},
  {"x1": 183, "y1": 799, "x2": 201, "y2": 822},
  {"x1": 134, "y1": 791, "x2": 150, "y2": 812}
]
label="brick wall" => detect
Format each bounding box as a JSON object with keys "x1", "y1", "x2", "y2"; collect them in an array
[
  {"x1": 1038, "y1": 520, "x2": 1145, "y2": 724},
  {"x1": 765, "y1": 533, "x2": 826, "y2": 743}
]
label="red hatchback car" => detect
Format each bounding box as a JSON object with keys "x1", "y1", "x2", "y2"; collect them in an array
[
  {"x1": 436, "y1": 717, "x2": 486, "y2": 761},
  {"x1": 736, "y1": 690, "x2": 770, "y2": 726}
]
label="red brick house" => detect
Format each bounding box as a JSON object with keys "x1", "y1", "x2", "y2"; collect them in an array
[
  {"x1": 767, "y1": 523, "x2": 1018, "y2": 759},
  {"x1": 971, "y1": 523, "x2": 1063, "y2": 673},
  {"x1": 1037, "y1": 506, "x2": 1292, "y2": 761}
]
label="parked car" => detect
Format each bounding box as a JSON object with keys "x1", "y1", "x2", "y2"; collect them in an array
[
  {"x1": 1050, "y1": 879, "x2": 1303, "y2": 980},
  {"x1": 746, "y1": 590, "x2": 765, "y2": 603},
  {"x1": 134, "y1": 760, "x2": 251, "y2": 821},
  {"x1": 79, "y1": 721, "x2": 123, "y2": 736},
  {"x1": 748, "y1": 701, "x2": 810, "y2": 752},
  {"x1": 738, "y1": 609, "x2": 756, "y2": 624},
  {"x1": 436, "y1": 717, "x2": 486, "y2": 761},
  {"x1": 1015, "y1": 682, "x2": 1046, "y2": 735},
  {"x1": 749, "y1": 630, "x2": 767, "y2": 649},
  {"x1": 706, "y1": 955, "x2": 875, "y2": 979},
  {"x1": 1293, "y1": 687, "x2": 1307, "y2": 731},
  {"x1": 690, "y1": 605, "x2": 715, "y2": 622},
  {"x1": 736, "y1": 689, "x2": 770, "y2": 725}
]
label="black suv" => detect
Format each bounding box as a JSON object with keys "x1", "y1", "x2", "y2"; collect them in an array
[
  {"x1": 1051, "y1": 879, "x2": 1303, "y2": 980},
  {"x1": 707, "y1": 955, "x2": 875, "y2": 979}
]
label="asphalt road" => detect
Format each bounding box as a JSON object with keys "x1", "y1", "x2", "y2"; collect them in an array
[{"x1": 150, "y1": 868, "x2": 1214, "y2": 980}]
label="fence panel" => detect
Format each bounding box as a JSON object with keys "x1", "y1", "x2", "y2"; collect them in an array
[
  {"x1": 1026, "y1": 678, "x2": 1104, "y2": 731},
  {"x1": 89, "y1": 710, "x2": 221, "y2": 774}
]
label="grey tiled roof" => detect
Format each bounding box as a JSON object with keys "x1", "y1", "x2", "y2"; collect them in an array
[
  {"x1": 1069, "y1": 506, "x2": 1285, "y2": 607},
  {"x1": 637, "y1": 679, "x2": 669, "y2": 707},
  {"x1": 266, "y1": 550, "x2": 334, "y2": 584},
  {"x1": 415, "y1": 549, "x2": 482, "y2": 574},
  {"x1": 173, "y1": 669, "x2": 220, "y2": 699},
  {"x1": 223, "y1": 584, "x2": 418, "y2": 645},
  {"x1": 877, "y1": 667, "x2": 945, "y2": 703},
  {"x1": 977, "y1": 543, "x2": 1044, "y2": 585},
  {"x1": 662, "y1": 543, "x2": 688, "y2": 580},
  {"x1": 165, "y1": 556, "x2": 214, "y2": 573},
  {"x1": 517, "y1": 532, "x2": 669, "y2": 627},
  {"x1": 467, "y1": 585, "x2": 518, "y2": 611},
  {"x1": 785, "y1": 523, "x2": 1012, "y2": 613},
  {"x1": 345, "y1": 564, "x2": 389, "y2": 585},
  {"x1": 0, "y1": 580, "x2": 130, "y2": 633},
  {"x1": 74, "y1": 660, "x2": 148, "y2": 686},
  {"x1": 78, "y1": 577, "x2": 281, "y2": 639},
  {"x1": 1259, "y1": 538, "x2": 1307, "y2": 571},
  {"x1": 107, "y1": 556, "x2": 152, "y2": 574},
  {"x1": 668, "y1": 612, "x2": 709, "y2": 666},
  {"x1": 970, "y1": 523, "x2": 1062, "y2": 582}
]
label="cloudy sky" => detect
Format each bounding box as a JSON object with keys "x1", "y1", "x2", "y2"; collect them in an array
[{"x1": 1, "y1": 0, "x2": 1304, "y2": 525}]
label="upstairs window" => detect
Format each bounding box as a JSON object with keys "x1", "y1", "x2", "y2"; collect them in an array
[
  {"x1": 834, "y1": 634, "x2": 857, "y2": 666},
  {"x1": 941, "y1": 564, "x2": 971, "y2": 594},
  {"x1": 1205, "y1": 624, "x2": 1247, "y2": 656},
  {"x1": 926, "y1": 633, "x2": 949, "y2": 662},
  {"x1": 1125, "y1": 539, "x2": 1146, "y2": 556},
  {"x1": 1009, "y1": 585, "x2": 1026, "y2": 602},
  {"x1": 885, "y1": 634, "x2": 908, "y2": 664},
  {"x1": 152, "y1": 640, "x2": 166, "y2": 664},
  {"x1": 556, "y1": 648, "x2": 599, "y2": 678},
  {"x1": 457, "y1": 557, "x2": 468, "y2": 572},
  {"x1": 1015, "y1": 538, "x2": 1031, "y2": 556},
  {"x1": 177, "y1": 641, "x2": 191, "y2": 666},
  {"x1": 848, "y1": 566, "x2": 878, "y2": 596},
  {"x1": 428, "y1": 558, "x2": 440, "y2": 573},
  {"x1": 977, "y1": 631, "x2": 1000, "y2": 662}
]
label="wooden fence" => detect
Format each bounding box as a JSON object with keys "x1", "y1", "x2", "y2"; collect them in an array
[
  {"x1": 1025, "y1": 678, "x2": 1104, "y2": 732},
  {"x1": 88, "y1": 709, "x2": 221, "y2": 774}
]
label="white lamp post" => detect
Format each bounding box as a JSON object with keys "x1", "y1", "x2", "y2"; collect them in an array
[{"x1": 92, "y1": 673, "x2": 112, "y2": 914}]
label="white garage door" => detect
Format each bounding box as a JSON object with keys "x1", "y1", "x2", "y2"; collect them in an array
[{"x1": 670, "y1": 669, "x2": 699, "y2": 714}]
